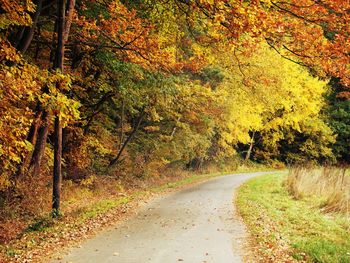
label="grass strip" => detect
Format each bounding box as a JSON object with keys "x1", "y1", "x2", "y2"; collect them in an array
[{"x1": 237, "y1": 173, "x2": 350, "y2": 263}]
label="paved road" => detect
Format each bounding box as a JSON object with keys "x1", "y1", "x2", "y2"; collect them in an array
[{"x1": 52, "y1": 172, "x2": 268, "y2": 263}]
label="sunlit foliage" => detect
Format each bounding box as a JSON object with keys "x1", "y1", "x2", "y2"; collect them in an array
[{"x1": 0, "y1": 0, "x2": 347, "y2": 211}]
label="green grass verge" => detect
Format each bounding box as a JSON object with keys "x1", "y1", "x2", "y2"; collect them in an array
[{"x1": 237, "y1": 173, "x2": 350, "y2": 263}]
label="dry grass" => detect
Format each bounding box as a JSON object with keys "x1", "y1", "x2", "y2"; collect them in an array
[
  {"x1": 238, "y1": 173, "x2": 350, "y2": 263},
  {"x1": 285, "y1": 166, "x2": 350, "y2": 215}
]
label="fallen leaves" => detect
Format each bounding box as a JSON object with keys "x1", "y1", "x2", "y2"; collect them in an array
[{"x1": 1, "y1": 173, "x2": 216, "y2": 263}]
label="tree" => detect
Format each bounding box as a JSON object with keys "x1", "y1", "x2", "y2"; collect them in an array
[
  {"x1": 326, "y1": 78, "x2": 350, "y2": 164},
  {"x1": 51, "y1": 0, "x2": 76, "y2": 217},
  {"x1": 0, "y1": 0, "x2": 345, "y2": 227}
]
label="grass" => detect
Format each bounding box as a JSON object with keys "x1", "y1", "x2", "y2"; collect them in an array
[
  {"x1": 285, "y1": 167, "x2": 350, "y2": 215},
  {"x1": 237, "y1": 173, "x2": 350, "y2": 263},
  {"x1": 77, "y1": 197, "x2": 130, "y2": 222}
]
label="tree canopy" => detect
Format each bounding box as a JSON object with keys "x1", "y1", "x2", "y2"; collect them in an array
[{"x1": 0, "y1": 0, "x2": 349, "y2": 215}]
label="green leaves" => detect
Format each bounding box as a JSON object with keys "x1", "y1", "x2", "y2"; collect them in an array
[{"x1": 326, "y1": 86, "x2": 350, "y2": 163}]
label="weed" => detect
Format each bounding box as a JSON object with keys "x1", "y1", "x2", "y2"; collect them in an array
[{"x1": 25, "y1": 218, "x2": 52, "y2": 233}]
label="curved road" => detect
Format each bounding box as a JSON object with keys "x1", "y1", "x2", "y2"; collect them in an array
[{"x1": 53, "y1": 172, "x2": 268, "y2": 263}]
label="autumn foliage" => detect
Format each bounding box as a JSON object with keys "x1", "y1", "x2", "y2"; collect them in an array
[{"x1": 0, "y1": 0, "x2": 349, "y2": 248}]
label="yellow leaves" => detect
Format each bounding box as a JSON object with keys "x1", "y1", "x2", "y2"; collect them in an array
[
  {"x1": 8, "y1": 150, "x2": 21, "y2": 163},
  {"x1": 40, "y1": 93, "x2": 80, "y2": 127},
  {"x1": 144, "y1": 126, "x2": 160, "y2": 132},
  {"x1": 0, "y1": 50, "x2": 80, "y2": 184},
  {"x1": 86, "y1": 135, "x2": 113, "y2": 157},
  {"x1": 0, "y1": 40, "x2": 21, "y2": 62},
  {"x1": 0, "y1": 173, "x2": 11, "y2": 191},
  {"x1": 46, "y1": 70, "x2": 72, "y2": 93},
  {"x1": 203, "y1": 41, "x2": 332, "y2": 160},
  {"x1": 80, "y1": 175, "x2": 96, "y2": 188},
  {"x1": 0, "y1": 50, "x2": 46, "y2": 185},
  {"x1": 0, "y1": 0, "x2": 34, "y2": 29},
  {"x1": 146, "y1": 108, "x2": 162, "y2": 122},
  {"x1": 30, "y1": 71, "x2": 81, "y2": 127}
]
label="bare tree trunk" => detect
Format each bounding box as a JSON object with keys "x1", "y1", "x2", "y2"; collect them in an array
[
  {"x1": 27, "y1": 110, "x2": 43, "y2": 145},
  {"x1": 52, "y1": 0, "x2": 75, "y2": 217},
  {"x1": 64, "y1": 0, "x2": 75, "y2": 43},
  {"x1": 30, "y1": 111, "x2": 49, "y2": 177},
  {"x1": 16, "y1": 0, "x2": 43, "y2": 53},
  {"x1": 245, "y1": 131, "x2": 255, "y2": 161},
  {"x1": 13, "y1": 27, "x2": 25, "y2": 47},
  {"x1": 52, "y1": 115, "x2": 62, "y2": 216},
  {"x1": 119, "y1": 99, "x2": 124, "y2": 149},
  {"x1": 52, "y1": 0, "x2": 65, "y2": 217},
  {"x1": 170, "y1": 117, "x2": 181, "y2": 139}
]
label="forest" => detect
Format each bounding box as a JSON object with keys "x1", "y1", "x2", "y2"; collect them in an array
[{"x1": 0, "y1": 0, "x2": 349, "y2": 260}]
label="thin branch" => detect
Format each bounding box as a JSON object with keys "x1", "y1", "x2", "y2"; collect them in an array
[
  {"x1": 109, "y1": 109, "x2": 145, "y2": 167},
  {"x1": 271, "y1": 1, "x2": 321, "y2": 25},
  {"x1": 282, "y1": 44, "x2": 312, "y2": 58},
  {"x1": 274, "y1": 1, "x2": 317, "y2": 9},
  {"x1": 265, "y1": 38, "x2": 308, "y2": 67},
  {"x1": 233, "y1": 48, "x2": 247, "y2": 80}
]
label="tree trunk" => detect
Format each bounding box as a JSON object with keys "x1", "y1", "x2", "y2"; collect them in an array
[
  {"x1": 16, "y1": 0, "x2": 43, "y2": 53},
  {"x1": 245, "y1": 131, "x2": 255, "y2": 161},
  {"x1": 52, "y1": 116, "x2": 62, "y2": 216},
  {"x1": 16, "y1": 109, "x2": 43, "y2": 177},
  {"x1": 30, "y1": 111, "x2": 49, "y2": 177},
  {"x1": 170, "y1": 117, "x2": 181, "y2": 139},
  {"x1": 52, "y1": 0, "x2": 75, "y2": 217},
  {"x1": 27, "y1": 110, "x2": 43, "y2": 145},
  {"x1": 52, "y1": 0, "x2": 65, "y2": 217},
  {"x1": 64, "y1": 0, "x2": 75, "y2": 43},
  {"x1": 109, "y1": 110, "x2": 145, "y2": 167},
  {"x1": 54, "y1": 0, "x2": 66, "y2": 70},
  {"x1": 119, "y1": 99, "x2": 124, "y2": 149}
]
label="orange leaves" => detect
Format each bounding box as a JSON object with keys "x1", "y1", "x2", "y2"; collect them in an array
[
  {"x1": 75, "y1": 1, "x2": 176, "y2": 71},
  {"x1": 0, "y1": 40, "x2": 21, "y2": 62},
  {"x1": 178, "y1": 55, "x2": 208, "y2": 73},
  {"x1": 0, "y1": 0, "x2": 35, "y2": 29},
  {"x1": 182, "y1": 0, "x2": 349, "y2": 86},
  {"x1": 337, "y1": 91, "x2": 350, "y2": 100},
  {"x1": 264, "y1": 0, "x2": 350, "y2": 86}
]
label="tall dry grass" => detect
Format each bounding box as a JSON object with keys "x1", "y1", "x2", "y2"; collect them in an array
[{"x1": 285, "y1": 166, "x2": 350, "y2": 215}]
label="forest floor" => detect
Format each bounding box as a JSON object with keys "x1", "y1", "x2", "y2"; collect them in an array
[
  {"x1": 50, "y1": 172, "x2": 271, "y2": 263},
  {"x1": 237, "y1": 173, "x2": 350, "y2": 263},
  {"x1": 0, "y1": 166, "x2": 269, "y2": 263}
]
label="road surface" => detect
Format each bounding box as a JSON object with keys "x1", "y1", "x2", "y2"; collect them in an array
[{"x1": 52, "y1": 172, "x2": 269, "y2": 263}]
